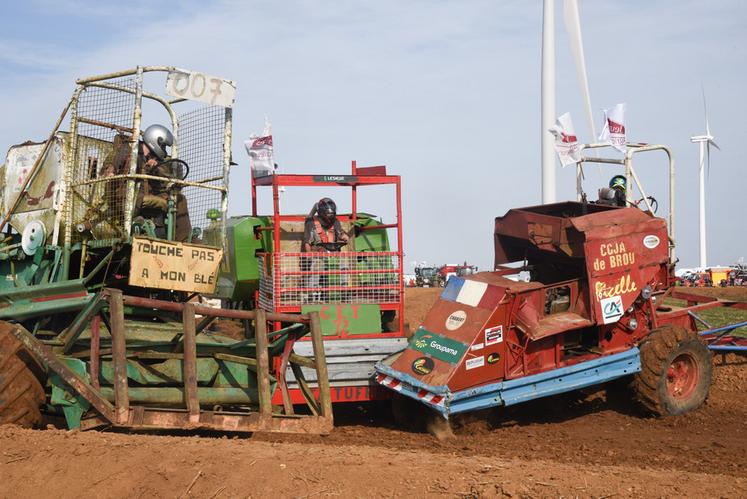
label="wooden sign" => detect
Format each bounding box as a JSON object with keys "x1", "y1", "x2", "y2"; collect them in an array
[{"x1": 129, "y1": 237, "x2": 223, "y2": 294}]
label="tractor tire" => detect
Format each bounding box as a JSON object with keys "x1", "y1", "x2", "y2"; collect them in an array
[
  {"x1": 633, "y1": 325, "x2": 712, "y2": 416},
  {"x1": 0, "y1": 322, "x2": 46, "y2": 428}
]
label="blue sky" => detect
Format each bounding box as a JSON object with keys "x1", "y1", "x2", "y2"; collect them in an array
[{"x1": 1, "y1": 0, "x2": 745, "y2": 271}]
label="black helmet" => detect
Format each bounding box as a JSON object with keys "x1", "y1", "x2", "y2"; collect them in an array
[
  {"x1": 317, "y1": 198, "x2": 337, "y2": 227},
  {"x1": 609, "y1": 175, "x2": 627, "y2": 192},
  {"x1": 142, "y1": 124, "x2": 174, "y2": 161}
]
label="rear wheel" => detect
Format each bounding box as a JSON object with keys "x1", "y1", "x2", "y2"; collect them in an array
[
  {"x1": 0, "y1": 322, "x2": 45, "y2": 428},
  {"x1": 633, "y1": 325, "x2": 711, "y2": 416}
]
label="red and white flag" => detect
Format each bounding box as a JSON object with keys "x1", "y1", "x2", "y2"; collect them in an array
[
  {"x1": 244, "y1": 117, "x2": 275, "y2": 178},
  {"x1": 548, "y1": 112, "x2": 581, "y2": 167},
  {"x1": 598, "y1": 103, "x2": 627, "y2": 153}
]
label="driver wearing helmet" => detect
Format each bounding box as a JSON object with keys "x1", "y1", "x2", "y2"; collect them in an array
[
  {"x1": 135, "y1": 124, "x2": 192, "y2": 241},
  {"x1": 302, "y1": 198, "x2": 349, "y2": 252},
  {"x1": 597, "y1": 174, "x2": 627, "y2": 207}
]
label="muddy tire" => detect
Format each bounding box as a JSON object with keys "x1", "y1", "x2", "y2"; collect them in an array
[
  {"x1": 633, "y1": 325, "x2": 712, "y2": 416},
  {"x1": 0, "y1": 322, "x2": 45, "y2": 428}
]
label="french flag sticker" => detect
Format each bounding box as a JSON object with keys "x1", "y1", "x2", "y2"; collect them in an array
[{"x1": 440, "y1": 278, "x2": 501, "y2": 310}]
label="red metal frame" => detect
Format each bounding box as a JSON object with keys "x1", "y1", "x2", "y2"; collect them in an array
[
  {"x1": 251, "y1": 161, "x2": 405, "y2": 338},
  {"x1": 251, "y1": 161, "x2": 406, "y2": 403}
]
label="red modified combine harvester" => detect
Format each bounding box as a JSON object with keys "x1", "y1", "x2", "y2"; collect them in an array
[{"x1": 375, "y1": 143, "x2": 747, "y2": 427}]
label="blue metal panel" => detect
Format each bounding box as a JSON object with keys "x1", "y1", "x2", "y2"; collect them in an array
[
  {"x1": 699, "y1": 321, "x2": 747, "y2": 336},
  {"x1": 488, "y1": 348, "x2": 640, "y2": 407},
  {"x1": 709, "y1": 345, "x2": 747, "y2": 352},
  {"x1": 699, "y1": 321, "x2": 747, "y2": 352},
  {"x1": 375, "y1": 348, "x2": 641, "y2": 418}
]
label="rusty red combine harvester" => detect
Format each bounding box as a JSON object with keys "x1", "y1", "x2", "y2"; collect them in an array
[{"x1": 376, "y1": 200, "x2": 747, "y2": 422}]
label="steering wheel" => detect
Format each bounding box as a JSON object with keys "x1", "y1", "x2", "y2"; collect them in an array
[
  {"x1": 632, "y1": 196, "x2": 658, "y2": 214},
  {"x1": 156, "y1": 158, "x2": 190, "y2": 181}
]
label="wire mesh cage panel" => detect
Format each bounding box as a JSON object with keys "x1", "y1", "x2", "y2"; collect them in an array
[
  {"x1": 258, "y1": 252, "x2": 402, "y2": 311},
  {"x1": 63, "y1": 71, "x2": 229, "y2": 247},
  {"x1": 176, "y1": 105, "x2": 227, "y2": 245},
  {"x1": 69, "y1": 76, "x2": 137, "y2": 241}
]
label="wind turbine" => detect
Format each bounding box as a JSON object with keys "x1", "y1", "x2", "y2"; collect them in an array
[
  {"x1": 689, "y1": 89, "x2": 720, "y2": 269},
  {"x1": 541, "y1": 0, "x2": 596, "y2": 203}
]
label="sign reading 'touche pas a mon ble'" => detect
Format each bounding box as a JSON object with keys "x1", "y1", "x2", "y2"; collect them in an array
[{"x1": 129, "y1": 237, "x2": 223, "y2": 294}]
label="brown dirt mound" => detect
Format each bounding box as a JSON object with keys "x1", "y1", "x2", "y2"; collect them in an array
[{"x1": 403, "y1": 287, "x2": 441, "y2": 331}]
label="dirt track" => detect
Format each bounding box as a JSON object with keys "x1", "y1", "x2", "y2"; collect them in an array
[{"x1": 1, "y1": 288, "x2": 746, "y2": 498}]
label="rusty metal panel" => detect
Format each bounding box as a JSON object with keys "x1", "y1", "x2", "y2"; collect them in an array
[
  {"x1": 584, "y1": 222, "x2": 669, "y2": 325},
  {"x1": 182, "y1": 303, "x2": 200, "y2": 421},
  {"x1": 3, "y1": 137, "x2": 64, "y2": 240},
  {"x1": 494, "y1": 202, "x2": 594, "y2": 263},
  {"x1": 11, "y1": 325, "x2": 116, "y2": 423},
  {"x1": 91, "y1": 409, "x2": 333, "y2": 435},
  {"x1": 494, "y1": 202, "x2": 664, "y2": 266},
  {"x1": 109, "y1": 289, "x2": 129, "y2": 424}
]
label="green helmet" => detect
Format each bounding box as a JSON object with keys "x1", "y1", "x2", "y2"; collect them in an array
[{"x1": 609, "y1": 175, "x2": 627, "y2": 192}]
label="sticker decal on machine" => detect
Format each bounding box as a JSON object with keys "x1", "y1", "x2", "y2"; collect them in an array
[
  {"x1": 465, "y1": 356, "x2": 485, "y2": 370},
  {"x1": 487, "y1": 353, "x2": 500, "y2": 364},
  {"x1": 411, "y1": 356, "x2": 434, "y2": 375},
  {"x1": 470, "y1": 343, "x2": 484, "y2": 351},
  {"x1": 445, "y1": 310, "x2": 467, "y2": 331},
  {"x1": 484, "y1": 325, "x2": 504, "y2": 346},
  {"x1": 411, "y1": 329, "x2": 468, "y2": 364},
  {"x1": 643, "y1": 234, "x2": 660, "y2": 249},
  {"x1": 601, "y1": 295, "x2": 624, "y2": 324}
]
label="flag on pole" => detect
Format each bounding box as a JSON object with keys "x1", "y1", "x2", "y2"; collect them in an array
[
  {"x1": 548, "y1": 112, "x2": 581, "y2": 167},
  {"x1": 598, "y1": 103, "x2": 627, "y2": 153},
  {"x1": 244, "y1": 117, "x2": 275, "y2": 178}
]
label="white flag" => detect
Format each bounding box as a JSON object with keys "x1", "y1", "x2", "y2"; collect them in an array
[
  {"x1": 244, "y1": 117, "x2": 275, "y2": 178},
  {"x1": 598, "y1": 103, "x2": 627, "y2": 153},
  {"x1": 548, "y1": 112, "x2": 581, "y2": 167}
]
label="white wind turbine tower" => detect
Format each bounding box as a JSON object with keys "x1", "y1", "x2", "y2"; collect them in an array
[
  {"x1": 690, "y1": 89, "x2": 720, "y2": 269},
  {"x1": 541, "y1": 0, "x2": 597, "y2": 203}
]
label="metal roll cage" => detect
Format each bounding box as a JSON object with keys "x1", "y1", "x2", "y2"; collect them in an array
[{"x1": 574, "y1": 143, "x2": 676, "y2": 261}]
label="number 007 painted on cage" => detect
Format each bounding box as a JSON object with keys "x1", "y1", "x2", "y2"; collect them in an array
[{"x1": 166, "y1": 70, "x2": 236, "y2": 108}]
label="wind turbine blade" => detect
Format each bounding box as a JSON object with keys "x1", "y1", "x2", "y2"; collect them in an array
[
  {"x1": 709, "y1": 138, "x2": 721, "y2": 151},
  {"x1": 702, "y1": 85, "x2": 711, "y2": 136},
  {"x1": 563, "y1": 0, "x2": 596, "y2": 140},
  {"x1": 706, "y1": 142, "x2": 711, "y2": 179}
]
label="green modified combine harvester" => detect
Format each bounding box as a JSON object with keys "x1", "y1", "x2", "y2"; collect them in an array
[{"x1": 0, "y1": 67, "x2": 369, "y2": 434}]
